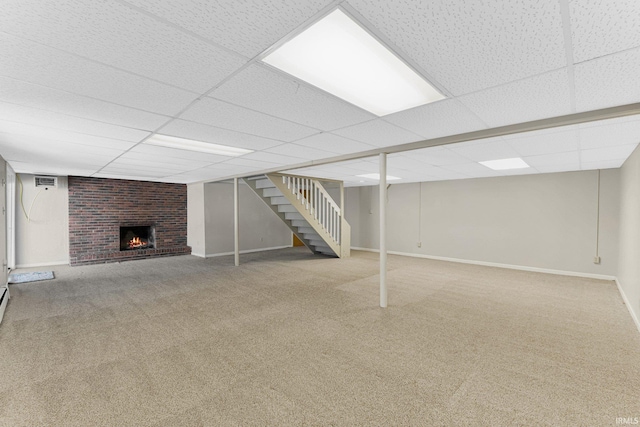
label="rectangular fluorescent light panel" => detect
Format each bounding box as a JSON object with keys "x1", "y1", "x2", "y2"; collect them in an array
[
  {"x1": 145, "y1": 134, "x2": 252, "y2": 156},
  {"x1": 357, "y1": 173, "x2": 401, "y2": 181},
  {"x1": 479, "y1": 157, "x2": 530, "y2": 170},
  {"x1": 262, "y1": 9, "x2": 445, "y2": 116}
]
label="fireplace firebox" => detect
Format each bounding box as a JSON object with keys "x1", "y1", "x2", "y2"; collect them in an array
[{"x1": 120, "y1": 226, "x2": 155, "y2": 251}]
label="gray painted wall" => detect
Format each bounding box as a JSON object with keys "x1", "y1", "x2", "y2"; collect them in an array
[
  {"x1": 346, "y1": 169, "x2": 619, "y2": 276},
  {"x1": 617, "y1": 145, "x2": 640, "y2": 328},
  {"x1": 202, "y1": 182, "x2": 292, "y2": 256},
  {"x1": 15, "y1": 174, "x2": 69, "y2": 267}
]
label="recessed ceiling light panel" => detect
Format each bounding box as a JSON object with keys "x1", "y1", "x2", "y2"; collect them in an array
[
  {"x1": 357, "y1": 173, "x2": 401, "y2": 181},
  {"x1": 479, "y1": 157, "x2": 530, "y2": 171},
  {"x1": 262, "y1": 9, "x2": 445, "y2": 116},
  {"x1": 144, "y1": 134, "x2": 253, "y2": 157}
]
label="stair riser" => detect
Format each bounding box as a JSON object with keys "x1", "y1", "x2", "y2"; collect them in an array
[
  {"x1": 262, "y1": 188, "x2": 282, "y2": 197},
  {"x1": 297, "y1": 228, "x2": 316, "y2": 234},
  {"x1": 286, "y1": 214, "x2": 305, "y2": 222},
  {"x1": 256, "y1": 179, "x2": 275, "y2": 189},
  {"x1": 270, "y1": 196, "x2": 289, "y2": 205},
  {"x1": 278, "y1": 205, "x2": 299, "y2": 213}
]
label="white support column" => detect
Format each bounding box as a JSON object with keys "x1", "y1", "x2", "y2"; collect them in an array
[
  {"x1": 379, "y1": 153, "x2": 387, "y2": 308},
  {"x1": 234, "y1": 177, "x2": 239, "y2": 267}
]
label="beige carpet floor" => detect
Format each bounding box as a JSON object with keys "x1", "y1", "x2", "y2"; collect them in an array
[{"x1": 1, "y1": 248, "x2": 639, "y2": 426}]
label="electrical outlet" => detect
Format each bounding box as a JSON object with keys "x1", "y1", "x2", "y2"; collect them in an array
[
  {"x1": 593, "y1": 256, "x2": 601, "y2": 264},
  {"x1": 417, "y1": 242, "x2": 422, "y2": 248}
]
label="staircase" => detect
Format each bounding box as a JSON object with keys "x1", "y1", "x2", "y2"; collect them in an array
[{"x1": 243, "y1": 173, "x2": 351, "y2": 258}]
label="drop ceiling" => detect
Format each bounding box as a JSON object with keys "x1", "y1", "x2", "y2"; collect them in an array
[{"x1": 1, "y1": 0, "x2": 639, "y2": 186}]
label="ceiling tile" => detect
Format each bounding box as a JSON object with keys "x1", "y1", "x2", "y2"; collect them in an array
[
  {"x1": 578, "y1": 117, "x2": 640, "y2": 149},
  {"x1": 107, "y1": 159, "x2": 189, "y2": 174},
  {"x1": 239, "y1": 151, "x2": 305, "y2": 166},
  {"x1": 127, "y1": 144, "x2": 232, "y2": 163},
  {"x1": 580, "y1": 144, "x2": 638, "y2": 163},
  {"x1": 293, "y1": 132, "x2": 376, "y2": 155},
  {"x1": 0, "y1": 131, "x2": 126, "y2": 158},
  {"x1": 570, "y1": 0, "x2": 640, "y2": 63},
  {"x1": 0, "y1": 137, "x2": 118, "y2": 169},
  {"x1": 404, "y1": 147, "x2": 471, "y2": 166},
  {"x1": 332, "y1": 119, "x2": 421, "y2": 147},
  {"x1": 458, "y1": 69, "x2": 573, "y2": 128},
  {"x1": 448, "y1": 138, "x2": 520, "y2": 162},
  {"x1": 574, "y1": 48, "x2": 640, "y2": 112},
  {"x1": 265, "y1": 143, "x2": 337, "y2": 161},
  {"x1": 0, "y1": 33, "x2": 197, "y2": 116},
  {"x1": 123, "y1": 0, "x2": 331, "y2": 58},
  {"x1": 211, "y1": 64, "x2": 374, "y2": 130},
  {"x1": 0, "y1": 79, "x2": 168, "y2": 131},
  {"x1": 160, "y1": 119, "x2": 282, "y2": 151},
  {"x1": 112, "y1": 157, "x2": 209, "y2": 171},
  {"x1": 118, "y1": 150, "x2": 216, "y2": 168},
  {"x1": 505, "y1": 127, "x2": 580, "y2": 157},
  {"x1": 203, "y1": 163, "x2": 263, "y2": 174},
  {"x1": 387, "y1": 155, "x2": 440, "y2": 173},
  {"x1": 99, "y1": 166, "x2": 176, "y2": 178},
  {"x1": 0, "y1": 100, "x2": 150, "y2": 142},
  {"x1": 221, "y1": 157, "x2": 283, "y2": 169},
  {"x1": 9, "y1": 159, "x2": 100, "y2": 176},
  {"x1": 0, "y1": 0, "x2": 246, "y2": 93},
  {"x1": 383, "y1": 99, "x2": 487, "y2": 138},
  {"x1": 440, "y1": 162, "x2": 504, "y2": 178},
  {"x1": 180, "y1": 98, "x2": 317, "y2": 142},
  {"x1": 348, "y1": 0, "x2": 566, "y2": 95},
  {"x1": 523, "y1": 151, "x2": 580, "y2": 172},
  {"x1": 0, "y1": 120, "x2": 139, "y2": 150}
]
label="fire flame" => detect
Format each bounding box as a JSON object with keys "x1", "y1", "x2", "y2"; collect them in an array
[{"x1": 128, "y1": 236, "x2": 147, "y2": 249}]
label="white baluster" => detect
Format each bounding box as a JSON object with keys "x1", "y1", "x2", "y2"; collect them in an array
[
  {"x1": 333, "y1": 210, "x2": 336, "y2": 241},
  {"x1": 323, "y1": 196, "x2": 327, "y2": 231}
]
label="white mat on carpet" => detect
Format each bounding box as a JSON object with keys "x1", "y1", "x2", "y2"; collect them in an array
[{"x1": 8, "y1": 271, "x2": 55, "y2": 284}]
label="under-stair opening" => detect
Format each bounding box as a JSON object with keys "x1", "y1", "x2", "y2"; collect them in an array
[{"x1": 243, "y1": 173, "x2": 351, "y2": 258}]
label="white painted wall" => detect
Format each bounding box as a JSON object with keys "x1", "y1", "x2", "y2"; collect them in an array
[
  {"x1": 15, "y1": 174, "x2": 69, "y2": 267},
  {"x1": 617, "y1": 145, "x2": 640, "y2": 330},
  {"x1": 202, "y1": 182, "x2": 292, "y2": 256},
  {"x1": 346, "y1": 169, "x2": 619, "y2": 277},
  {"x1": 187, "y1": 183, "x2": 206, "y2": 257}
]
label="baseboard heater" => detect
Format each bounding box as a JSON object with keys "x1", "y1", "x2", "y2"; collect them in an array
[{"x1": 0, "y1": 287, "x2": 8, "y2": 325}]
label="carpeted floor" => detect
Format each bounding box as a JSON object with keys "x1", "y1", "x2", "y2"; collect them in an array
[{"x1": 0, "y1": 248, "x2": 639, "y2": 426}]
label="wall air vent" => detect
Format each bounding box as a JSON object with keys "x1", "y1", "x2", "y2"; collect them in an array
[{"x1": 34, "y1": 176, "x2": 57, "y2": 188}]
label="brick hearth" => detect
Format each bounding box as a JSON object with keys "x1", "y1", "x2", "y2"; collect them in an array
[{"x1": 68, "y1": 177, "x2": 190, "y2": 266}]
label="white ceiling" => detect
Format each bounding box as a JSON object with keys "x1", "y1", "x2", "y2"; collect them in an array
[{"x1": 1, "y1": 0, "x2": 640, "y2": 186}]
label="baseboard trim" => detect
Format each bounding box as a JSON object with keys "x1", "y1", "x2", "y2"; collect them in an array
[
  {"x1": 191, "y1": 252, "x2": 206, "y2": 258},
  {"x1": 15, "y1": 261, "x2": 69, "y2": 269},
  {"x1": 350, "y1": 247, "x2": 617, "y2": 281},
  {"x1": 615, "y1": 278, "x2": 640, "y2": 334},
  {"x1": 204, "y1": 245, "x2": 293, "y2": 258}
]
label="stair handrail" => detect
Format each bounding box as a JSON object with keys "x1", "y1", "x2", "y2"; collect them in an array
[{"x1": 269, "y1": 172, "x2": 342, "y2": 244}]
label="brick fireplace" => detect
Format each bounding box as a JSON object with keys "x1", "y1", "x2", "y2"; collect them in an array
[{"x1": 68, "y1": 177, "x2": 191, "y2": 265}]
